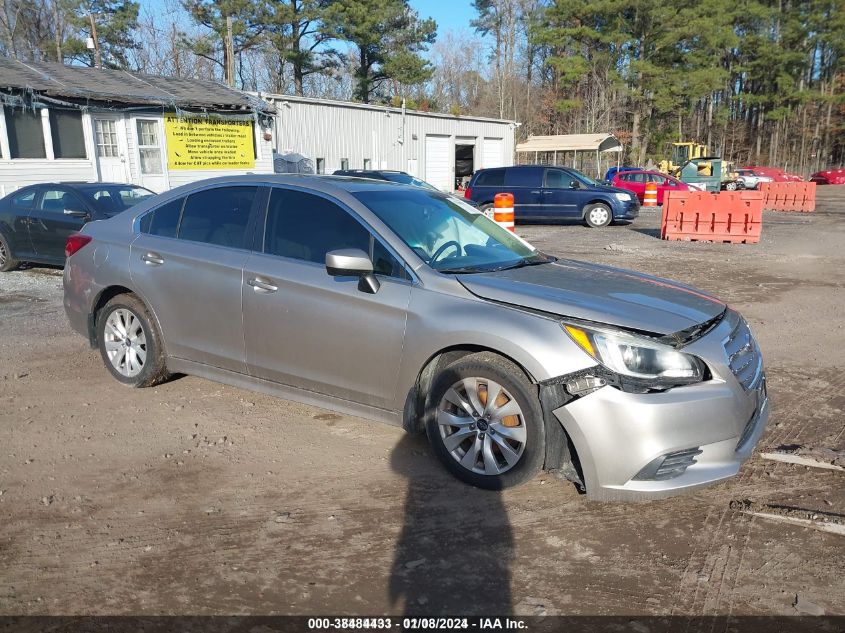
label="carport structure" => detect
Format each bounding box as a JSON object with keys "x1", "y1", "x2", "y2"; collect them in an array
[{"x1": 516, "y1": 133, "x2": 622, "y2": 178}]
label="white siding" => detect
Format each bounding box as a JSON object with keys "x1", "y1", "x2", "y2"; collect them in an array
[
  {"x1": 425, "y1": 135, "x2": 452, "y2": 191},
  {"x1": 267, "y1": 94, "x2": 516, "y2": 192},
  {"x1": 482, "y1": 138, "x2": 505, "y2": 169},
  {"x1": 0, "y1": 107, "x2": 273, "y2": 196}
]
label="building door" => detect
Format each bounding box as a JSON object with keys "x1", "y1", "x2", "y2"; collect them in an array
[
  {"x1": 483, "y1": 138, "x2": 504, "y2": 169},
  {"x1": 425, "y1": 135, "x2": 452, "y2": 191},
  {"x1": 135, "y1": 118, "x2": 168, "y2": 193},
  {"x1": 93, "y1": 115, "x2": 129, "y2": 183}
]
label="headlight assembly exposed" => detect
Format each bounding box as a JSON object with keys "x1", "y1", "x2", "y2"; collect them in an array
[{"x1": 563, "y1": 322, "x2": 706, "y2": 387}]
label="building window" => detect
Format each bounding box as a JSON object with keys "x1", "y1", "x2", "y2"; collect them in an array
[
  {"x1": 49, "y1": 110, "x2": 87, "y2": 159},
  {"x1": 341, "y1": 158, "x2": 349, "y2": 170},
  {"x1": 316, "y1": 158, "x2": 325, "y2": 174},
  {"x1": 4, "y1": 107, "x2": 46, "y2": 158},
  {"x1": 94, "y1": 119, "x2": 119, "y2": 157},
  {"x1": 136, "y1": 119, "x2": 163, "y2": 175},
  {"x1": 363, "y1": 158, "x2": 371, "y2": 169}
]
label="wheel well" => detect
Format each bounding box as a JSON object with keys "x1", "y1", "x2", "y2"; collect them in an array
[
  {"x1": 402, "y1": 345, "x2": 535, "y2": 435},
  {"x1": 582, "y1": 199, "x2": 612, "y2": 215},
  {"x1": 88, "y1": 285, "x2": 134, "y2": 346}
]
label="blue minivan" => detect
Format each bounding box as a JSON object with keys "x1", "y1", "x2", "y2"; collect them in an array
[{"x1": 465, "y1": 165, "x2": 640, "y2": 228}]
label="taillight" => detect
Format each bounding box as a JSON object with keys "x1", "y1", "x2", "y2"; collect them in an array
[
  {"x1": 65, "y1": 233, "x2": 92, "y2": 258},
  {"x1": 464, "y1": 186, "x2": 472, "y2": 199}
]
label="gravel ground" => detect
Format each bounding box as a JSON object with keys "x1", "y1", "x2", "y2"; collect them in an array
[{"x1": 0, "y1": 187, "x2": 843, "y2": 617}]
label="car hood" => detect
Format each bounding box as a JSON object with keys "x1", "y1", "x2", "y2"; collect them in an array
[{"x1": 457, "y1": 260, "x2": 726, "y2": 335}]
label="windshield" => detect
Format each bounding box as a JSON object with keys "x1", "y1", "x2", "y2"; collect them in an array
[
  {"x1": 82, "y1": 185, "x2": 155, "y2": 215},
  {"x1": 382, "y1": 173, "x2": 438, "y2": 190},
  {"x1": 568, "y1": 168, "x2": 598, "y2": 187},
  {"x1": 353, "y1": 188, "x2": 554, "y2": 273}
]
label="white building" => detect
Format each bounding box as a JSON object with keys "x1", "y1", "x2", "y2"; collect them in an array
[
  {"x1": 264, "y1": 94, "x2": 518, "y2": 191},
  {"x1": 0, "y1": 59, "x2": 275, "y2": 196}
]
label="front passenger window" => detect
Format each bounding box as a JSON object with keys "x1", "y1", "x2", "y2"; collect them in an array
[{"x1": 264, "y1": 187, "x2": 406, "y2": 279}]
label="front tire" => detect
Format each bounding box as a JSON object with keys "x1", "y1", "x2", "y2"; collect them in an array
[
  {"x1": 583, "y1": 203, "x2": 613, "y2": 228},
  {"x1": 0, "y1": 233, "x2": 20, "y2": 272},
  {"x1": 724, "y1": 181, "x2": 738, "y2": 191},
  {"x1": 97, "y1": 294, "x2": 168, "y2": 387},
  {"x1": 425, "y1": 352, "x2": 545, "y2": 490}
]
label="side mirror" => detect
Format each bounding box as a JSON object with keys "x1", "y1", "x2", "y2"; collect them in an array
[
  {"x1": 63, "y1": 208, "x2": 90, "y2": 220},
  {"x1": 325, "y1": 248, "x2": 380, "y2": 294},
  {"x1": 569, "y1": 180, "x2": 580, "y2": 189}
]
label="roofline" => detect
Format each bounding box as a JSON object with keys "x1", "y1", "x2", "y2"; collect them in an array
[{"x1": 255, "y1": 92, "x2": 519, "y2": 126}]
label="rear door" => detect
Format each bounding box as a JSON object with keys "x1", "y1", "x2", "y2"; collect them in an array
[
  {"x1": 503, "y1": 167, "x2": 543, "y2": 220},
  {"x1": 28, "y1": 187, "x2": 91, "y2": 262},
  {"x1": 242, "y1": 186, "x2": 411, "y2": 409},
  {"x1": 541, "y1": 168, "x2": 581, "y2": 218},
  {"x1": 130, "y1": 185, "x2": 261, "y2": 373}
]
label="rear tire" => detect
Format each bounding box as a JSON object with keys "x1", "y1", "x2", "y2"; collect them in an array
[
  {"x1": 425, "y1": 352, "x2": 545, "y2": 490},
  {"x1": 0, "y1": 233, "x2": 20, "y2": 272},
  {"x1": 583, "y1": 203, "x2": 613, "y2": 228},
  {"x1": 97, "y1": 294, "x2": 168, "y2": 388}
]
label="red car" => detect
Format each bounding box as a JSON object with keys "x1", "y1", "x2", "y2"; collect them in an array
[
  {"x1": 611, "y1": 170, "x2": 697, "y2": 204},
  {"x1": 740, "y1": 166, "x2": 803, "y2": 182},
  {"x1": 810, "y1": 169, "x2": 845, "y2": 185}
]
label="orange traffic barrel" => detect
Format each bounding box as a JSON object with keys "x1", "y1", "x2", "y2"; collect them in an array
[
  {"x1": 644, "y1": 182, "x2": 658, "y2": 207},
  {"x1": 493, "y1": 193, "x2": 515, "y2": 232}
]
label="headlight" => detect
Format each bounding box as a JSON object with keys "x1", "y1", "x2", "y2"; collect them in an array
[
  {"x1": 614, "y1": 192, "x2": 632, "y2": 201},
  {"x1": 563, "y1": 323, "x2": 706, "y2": 386}
]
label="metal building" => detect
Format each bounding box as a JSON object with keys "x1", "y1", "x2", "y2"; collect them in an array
[{"x1": 263, "y1": 94, "x2": 518, "y2": 192}]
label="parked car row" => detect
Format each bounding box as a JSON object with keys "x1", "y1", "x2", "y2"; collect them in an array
[{"x1": 0, "y1": 182, "x2": 154, "y2": 272}]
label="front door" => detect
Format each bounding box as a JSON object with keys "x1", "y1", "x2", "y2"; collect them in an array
[
  {"x1": 134, "y1": 118, "x2": 168, "y2": 193},
  {"x1": 129, "y1": 185, "x2": 261, "y2": 372},
  {"x1": 242, "y1": 186, "x2": 411, "y2": 410},
  {"x1": 93, "y1": 116, "x2": 129, "y2": 183},
  {"x1": 542, "y1": 168, "x2": 581, "y2": 218}
]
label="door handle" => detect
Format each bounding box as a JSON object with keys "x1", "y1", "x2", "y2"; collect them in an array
[
  {"x1": 530, "y1": 190, "x2": 541, "y2": 194},
  {"x1": 542, "y1": 190, "x2": 555, "y2": 195},
  {"x1": 247, "y1": 277, "x2": 278, "y2": 293},
  {"x1": 142, "y1": 252, "x2": 164, "y2": 266}
]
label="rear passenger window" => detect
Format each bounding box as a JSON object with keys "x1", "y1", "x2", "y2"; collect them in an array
[
  {"x1": 178, "y1": 186, "x2": 258, "y2": 249},
  {"x1": 264, "y1": 188, "x2": 407, "y2": 278},
  {"x1": 504, "y1": 169, "x2": 541, "y2": 187},
  {"x1": 141, "y1": 197, "x2": 184, "y2": 238},
  {"x1": 474, "y1": 169, "x2": 505, "y2": 187}
]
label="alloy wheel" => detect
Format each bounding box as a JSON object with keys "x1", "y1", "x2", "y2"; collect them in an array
[
  {"x1": 437, "y1": 377, "x2": 527, "y2": 475},
  {"x1": 103, "y1": 308, "x2": 147, "y2": 378},
  {"x1": 0, "y1": 240, "x2": 7, "y2": 267}
]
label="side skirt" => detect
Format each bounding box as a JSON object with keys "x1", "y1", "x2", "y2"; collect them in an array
[{"x1": 167, "y1": 357, "x2": 404, "y2": 428}]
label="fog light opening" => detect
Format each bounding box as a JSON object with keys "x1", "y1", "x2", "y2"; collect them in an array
[{"x1": 633, "y1": 447, "x2": 703, "y2": 481}]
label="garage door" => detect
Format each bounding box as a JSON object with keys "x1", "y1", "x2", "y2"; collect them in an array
[
  {"x1": 425, "y1": 135, "x2": 451, "y2": 191},
  {"x1": 482, "y1": 138, "x2": 504, "y2": 169}
]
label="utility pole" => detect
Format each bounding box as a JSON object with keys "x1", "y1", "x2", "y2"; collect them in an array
[
  {"x1": 88, "y1": 12, "x2": 102, "y2": 69},
  {"x1": 225, "y1": 14, "x2": 235, "y2": 87}
]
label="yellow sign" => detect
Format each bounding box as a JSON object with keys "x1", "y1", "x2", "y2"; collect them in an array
[{"x1": 164, "y1": 115, "x2": 255, "y2": 170}]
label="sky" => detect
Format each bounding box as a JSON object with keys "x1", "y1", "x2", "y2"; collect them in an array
[{"x1": 410, "y1": 0, "x2": 478, "y2": 37}]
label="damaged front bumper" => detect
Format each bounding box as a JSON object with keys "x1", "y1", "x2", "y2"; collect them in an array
[{"x1": 543, "y1": 312, "x2": 769, "y2": 502}]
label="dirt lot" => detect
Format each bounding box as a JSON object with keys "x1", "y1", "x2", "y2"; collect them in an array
[{"x1": 1, "y1": 188, "x2": 843, "y2": 617}]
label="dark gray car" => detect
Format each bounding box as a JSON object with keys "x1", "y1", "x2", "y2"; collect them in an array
[{"x1": 63, "y1": 175, "x2": 768, "y2": 501}]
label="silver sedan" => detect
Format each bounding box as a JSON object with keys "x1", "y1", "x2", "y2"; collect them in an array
[{"x1": 63, "y1": 175, "x2": 768, "y2": 501}]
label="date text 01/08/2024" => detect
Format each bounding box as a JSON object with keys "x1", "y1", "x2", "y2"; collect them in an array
[{"x1": 307, "y1": 618, "x2": 528, "y2": 630}]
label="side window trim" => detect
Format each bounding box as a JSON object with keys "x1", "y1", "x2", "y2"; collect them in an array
[
  {"x1": 259, "y1": 184, "x2": 416, "y2": 283},
  {"x1": 176, "y1": 184, "x2": 262, "y2": 251}
]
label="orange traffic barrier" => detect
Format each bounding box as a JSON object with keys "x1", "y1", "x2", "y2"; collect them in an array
[
  {"x1": 760, "y1": 181, "x2": 816, "y2": 212},
  {"x1": 493, "y1": 192, "x2": 515, "y2": 232},
  {"x1": 660, "y1": 190, "x2": 763, "y2": 244},
  {"x1": 644, "y1": 182, "x2": 658, "y2": 207}
]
